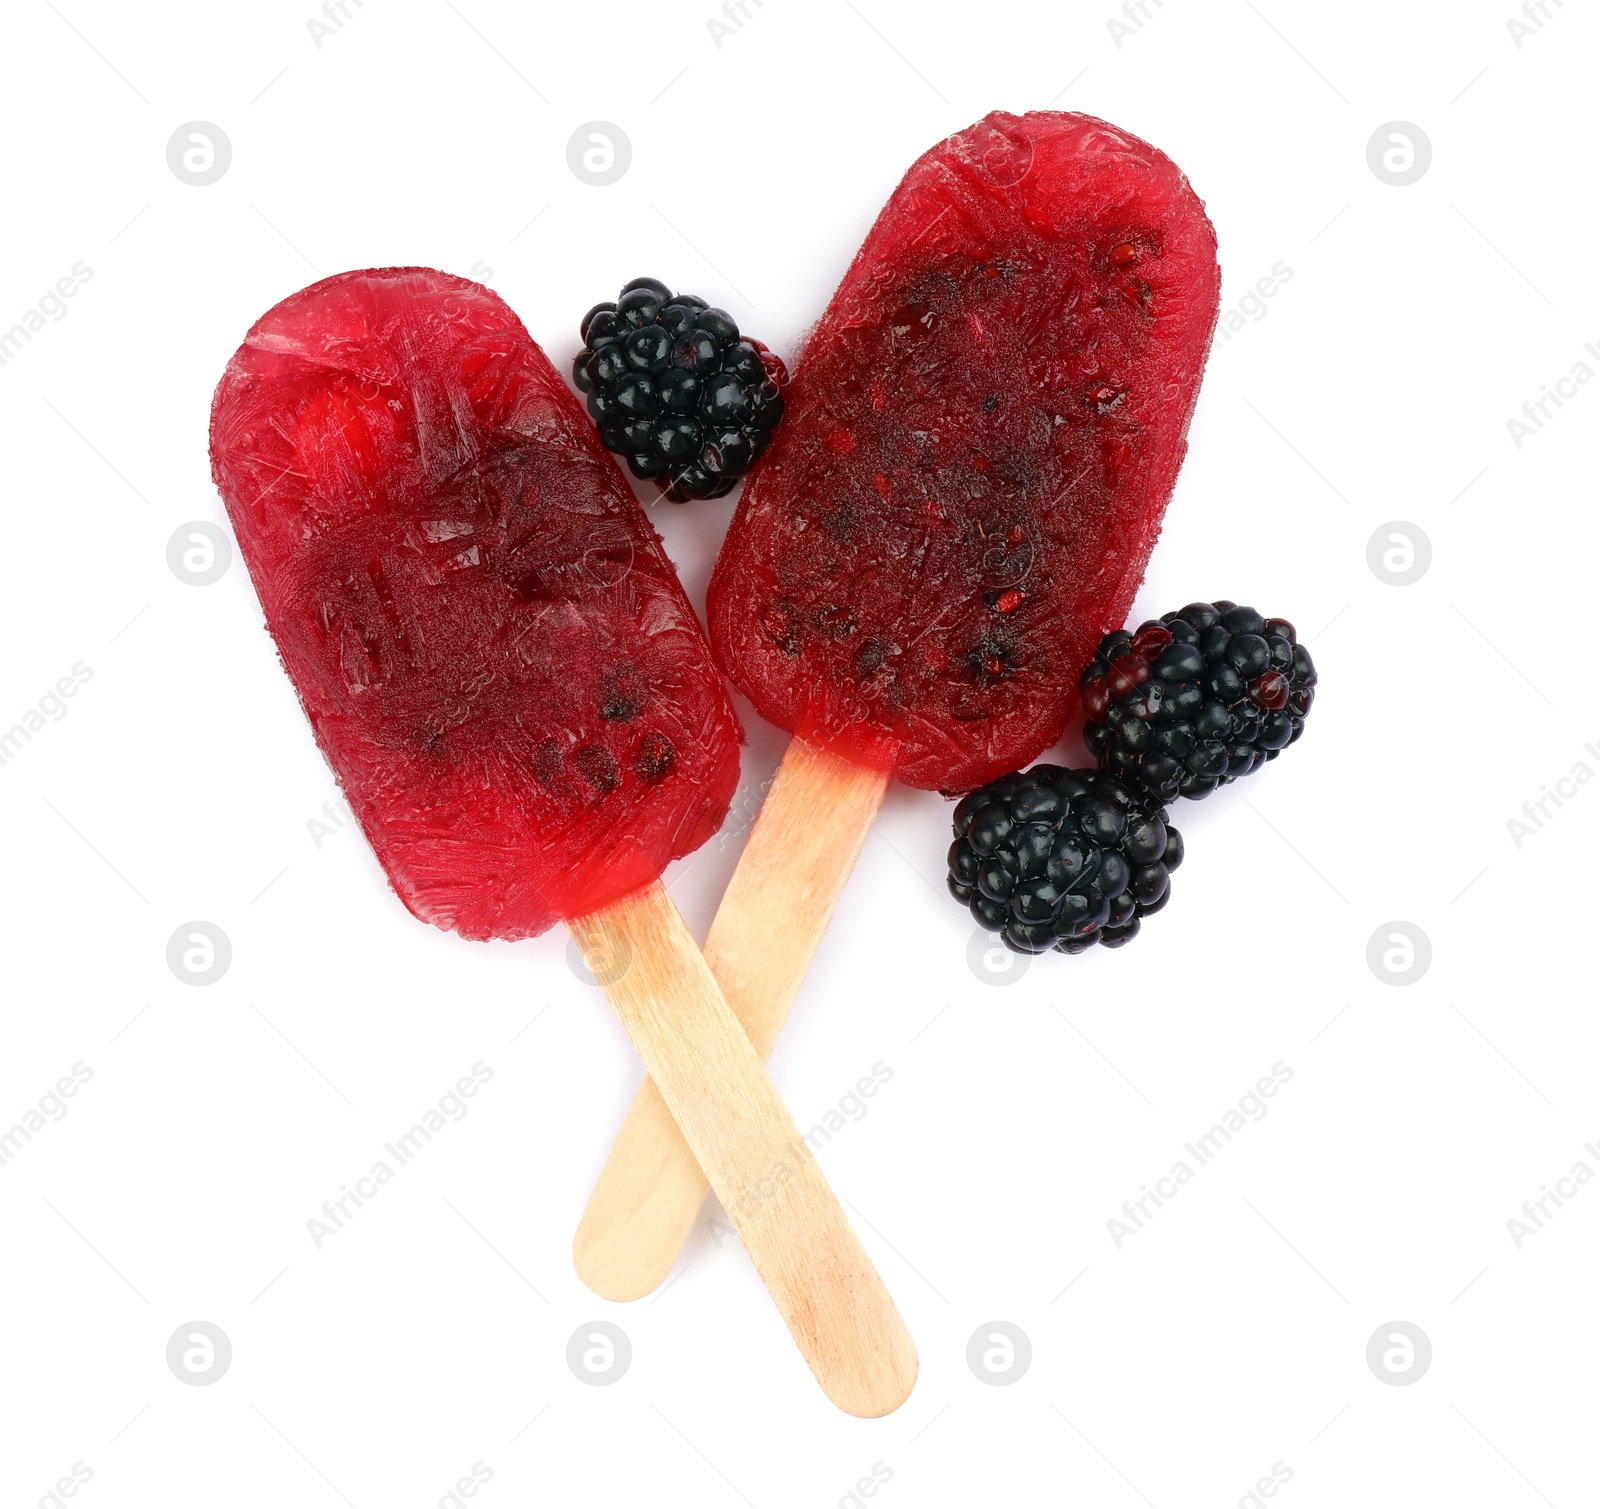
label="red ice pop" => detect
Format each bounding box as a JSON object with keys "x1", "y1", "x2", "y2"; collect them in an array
[
  {"x1": 711, "y1": 110, "x2": 1221, "y2": 792},
  {"x1": 211, "y1": 268, "x2": 916, "y2": 1416},
  {"x1": 576, "y1": 113, "x2": 1220, "y2": 1297},
  {"x1": 210, "y1": 267, "x2": 740, "y2": 938}
]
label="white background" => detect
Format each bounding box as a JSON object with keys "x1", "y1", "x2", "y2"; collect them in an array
[{"x1": 2, "y1": 1, "x2": 1597, "y2": 1504}]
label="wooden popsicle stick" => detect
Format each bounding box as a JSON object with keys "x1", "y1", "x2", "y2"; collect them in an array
[
  {"x1": 575, "y1": 738, "x2": 889, "y2": 1301},
  {"x1": 572, "y1": 872, "x2": 914, "y2": 1418}
]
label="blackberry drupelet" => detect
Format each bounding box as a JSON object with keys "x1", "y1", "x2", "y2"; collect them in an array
[
  {"x1": 1081, "y1": 601, "x2": 1317, "y2": 803},
  {"x1": 947, "y1": 766, "x2": 1183, "y2": 955},
  {"x1": 572, "y1": 277, "x2": 787, "y2": 502}
]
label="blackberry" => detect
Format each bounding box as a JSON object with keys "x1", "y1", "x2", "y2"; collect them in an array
[
  {"x1": 1081, "y1": 601, "x2": 1317, "y2": 802},
  {"x1": 572, "y1": 277, "x2": 787, "y2": 502},
  {"x1": 946, "y1": 766, "x2": 1183, "y2": 955}
]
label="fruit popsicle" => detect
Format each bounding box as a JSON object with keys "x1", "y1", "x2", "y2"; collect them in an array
[
  {"x1": 210, "y1": 268, "x2": 916, "y2": 1416},
  {"x1": 575, "y1": 113, "x2": 1221, "y2": 1298}
]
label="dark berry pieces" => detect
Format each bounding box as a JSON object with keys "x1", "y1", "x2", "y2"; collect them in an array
[
  {"x1": 946, "y1": 766, "x2": 1181, "y2": 956},
  {"x1": 1081, "y1": 601, "x2": 1317, "y2": 802},
  {"x1": 574, "y1": 279, "x2": 787, "y2": 502}
]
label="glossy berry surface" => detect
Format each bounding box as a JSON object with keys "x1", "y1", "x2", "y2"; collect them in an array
[
  {"x1": 708, "y1": 112, "x2": 1220, "y2": 791},
  {"x1": 210, "y1": 268, "x2": 742, "y2": 941},
  {"x1": 946, "y1": 765, "x2": 1182, "y2": 953},
  {"x1": 1081, "y1": 601, "x2": 1317, "y2": 801},
  {"x1": 573, "y1": 277, "x2": 787, "y2": 502}
]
